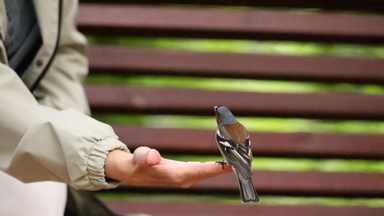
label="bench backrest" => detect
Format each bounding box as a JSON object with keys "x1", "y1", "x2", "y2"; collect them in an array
[{"x1": 78, "y1": 1, "x2": 384, "y2": 215}]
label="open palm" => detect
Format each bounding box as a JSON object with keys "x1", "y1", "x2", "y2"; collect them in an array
[{"x1": 107, "y1": 146, "x2": 231, "y2": 188}]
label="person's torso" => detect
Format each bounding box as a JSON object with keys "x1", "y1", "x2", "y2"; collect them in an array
[{"x1": 0, "y1": 2, "x2": 69, "y2": 215}]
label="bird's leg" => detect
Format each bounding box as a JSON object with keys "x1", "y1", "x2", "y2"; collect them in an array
[{"x1": 215, "y1": 160, "x2": 228, "y2": 170}]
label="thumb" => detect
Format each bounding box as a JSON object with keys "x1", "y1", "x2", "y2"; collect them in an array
[{"x1": 133, "y1": 146, "x2": 161, "y2": 167}]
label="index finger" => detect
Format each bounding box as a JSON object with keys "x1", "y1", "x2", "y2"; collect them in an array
[{"x1": 182, "y1": 161, "x2": 232, "y2": 182}]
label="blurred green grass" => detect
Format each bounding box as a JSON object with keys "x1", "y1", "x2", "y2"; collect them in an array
[
  {"x1": 88, "y1": 75, "x2": 384, "y2": 95},
  {"x1": 95, "y1": 114, "x2": 384, "y2": 134},
  {"x1": 88, "y1": 36, "x2": 384, "y2": 58},
  {"x1": 98, "y1": 192, "x2": 384, "y2": 207},
  {"x1": 165, "y1": 155, "x2": 384, "y2": 173}
]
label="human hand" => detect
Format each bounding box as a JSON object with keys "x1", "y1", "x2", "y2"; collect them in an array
[{"x1": 105, "y1": 146, "x2": 231, "y2": 188}]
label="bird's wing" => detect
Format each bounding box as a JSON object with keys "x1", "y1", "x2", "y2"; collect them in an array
[
  {"x1": 224, "y1": 123, "x2": 249, "y2": 144},
  {"x1": 216, "y1": 133, "x2": 252, "y2": 179},
  {"x1": 222, "y1": 123, "x2": 252, "y2": 162},
  {"x1": 229, "y1": 147, "x2": 253, "y2": 179},
  {"x1": 236, "y1": 137, "x2": 251, "y2": 161},
  {"x1": 216, "y1": 131, "x2": 237, "y2": 148}
]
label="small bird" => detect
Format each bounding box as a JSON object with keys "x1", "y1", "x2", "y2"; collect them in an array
[{"x1": 214, "y1": 105, "x2": 260, "y2": 203}]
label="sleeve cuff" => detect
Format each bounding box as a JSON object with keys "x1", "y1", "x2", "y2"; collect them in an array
[{"x1": 85, "y1": 137, "x2": 129, "y2": 190}]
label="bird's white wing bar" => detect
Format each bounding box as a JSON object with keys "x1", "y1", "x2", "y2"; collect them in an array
[
  {"x1": 216, "y1": 131, "x2": 235, "y2": 148},
  {"x1": 245, "y1": 136, "x2": 251, "y2": 146},
  {"x1": 218, "y1": 140, "x2": 233, "y2": 148}
]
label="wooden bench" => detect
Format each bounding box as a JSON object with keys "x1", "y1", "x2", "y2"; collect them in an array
[{"x1": 78, "y1": 1, "x2": 384, "y2": 215}]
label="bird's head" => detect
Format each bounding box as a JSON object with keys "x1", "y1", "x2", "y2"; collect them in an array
[{"x1": 214, "y1": 106, "x2": 237, "y2": 126}]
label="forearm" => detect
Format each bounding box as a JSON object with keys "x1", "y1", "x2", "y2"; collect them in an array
[{"x1": 0, "y1": 64, "x2": 128, "y2": 190}]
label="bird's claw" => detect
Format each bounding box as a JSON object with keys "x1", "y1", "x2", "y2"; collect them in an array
[{"x1": 215, "y1": 161, "x2": 228, "y2": 170}]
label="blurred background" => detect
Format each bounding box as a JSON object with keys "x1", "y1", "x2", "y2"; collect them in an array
[{"x1": 80, "y1": 0, "x2": 384, "y2": 211}]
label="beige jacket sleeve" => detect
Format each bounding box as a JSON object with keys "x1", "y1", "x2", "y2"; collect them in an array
[{"x1": 0, "y1": 1, "x2": 129, "y2": 191}]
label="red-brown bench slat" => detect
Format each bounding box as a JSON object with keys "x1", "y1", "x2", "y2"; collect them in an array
[
  {"x1": 90, "y1": 46, "x2": 384, "y2": 84},
  {"x1": 118, "y1": 170, "x2": 384, "y2": 197},
  {"x1": 87, "y1": 86, "x2": 384, "y2": 120},
  {"x1": 79, "y1": 4, "x2": 384, "y2": 43},
  {"x1": 113, "y1": 126, "x2": 384, "y2": 159},
  {"x1": 106, "y1": 202, "x2": 384, "y2": 216},
  {"x1": 82, "y1": 0, "x2": 384, "y2": 12}
]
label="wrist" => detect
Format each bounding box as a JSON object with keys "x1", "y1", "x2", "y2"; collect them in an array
[{"x1": 105, "y1": 150, "x2": 133, "y2": 181}]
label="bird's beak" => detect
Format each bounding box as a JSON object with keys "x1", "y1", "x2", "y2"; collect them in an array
[{"x1": 214, "y1": 106, "x2": 220, "y2": 123}]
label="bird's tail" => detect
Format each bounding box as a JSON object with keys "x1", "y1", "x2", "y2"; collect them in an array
[{"x1": 238, "y1": 177, "x2": 260, "y2": 203}]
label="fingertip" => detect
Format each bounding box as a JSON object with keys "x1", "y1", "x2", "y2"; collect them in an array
[
  {"x1": 221, "y1": 163, "x2": 232, "y2": 170},
  {"x1": 202, "y1": 162, "x2": 232, "y2": 175},
  {"x1": 223, "y1": 165, "x2": 233, "y2": 172},
  {"x1": 134, "y1": 146, "x2": 151, "y2": 155},
  {"x1": 147, "y1": 149, "x2": 161, "y2": 166},
  {"x1": 216, "y1": 163, "x2": 232, "y2": 173},
  {"x1": 133, "y1": 146, "x2": 158, "y2": 167}
]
